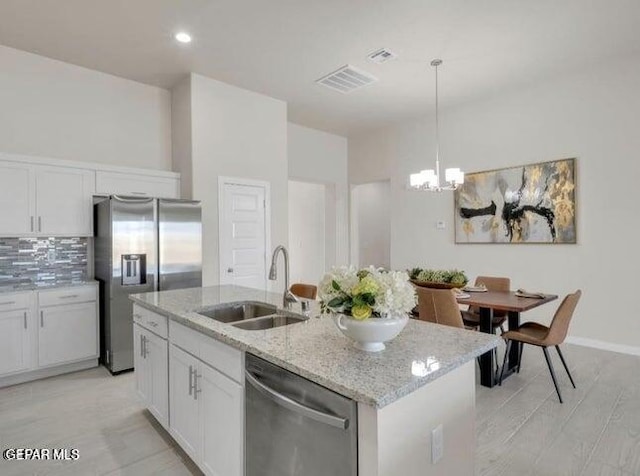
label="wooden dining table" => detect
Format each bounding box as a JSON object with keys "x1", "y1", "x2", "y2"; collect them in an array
[{"x1": 456, "y1": 290, "x2": 558, "y2": 388}]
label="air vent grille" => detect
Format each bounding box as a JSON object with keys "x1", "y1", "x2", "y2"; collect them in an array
[
  {"x1": 367, "y1": 48, "x2": 397, "y2": 64},
  {"x1": 315, "y1": 64, "x2": 378, "y2": 94}
]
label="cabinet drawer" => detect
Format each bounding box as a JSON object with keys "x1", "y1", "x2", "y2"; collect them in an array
[
  {"x1": 169, "y1": 320, "x2": 242, "y2": 383},
  {"x1": 133, "y1": 305, "x2": 168, "y2": 339},
  {"x1": 38, "y1": 285, "x2": 97, "y2": 307},
  {"x1": 0, "y1": 292, "x2": 30, "y2": 311}
]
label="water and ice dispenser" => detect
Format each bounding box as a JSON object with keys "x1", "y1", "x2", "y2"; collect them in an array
[{"x1": 121, "y1": 254, "x2": 146, "y2": 285}]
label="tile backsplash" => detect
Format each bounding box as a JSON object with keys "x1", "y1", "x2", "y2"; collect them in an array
[{"x1": 0, "y1": 237, "x2": 88, "y2": 287}]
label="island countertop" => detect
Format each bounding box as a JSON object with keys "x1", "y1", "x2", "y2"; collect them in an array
[{"x1": 130, "y1": 285, "x2": 498, "y2": 408}]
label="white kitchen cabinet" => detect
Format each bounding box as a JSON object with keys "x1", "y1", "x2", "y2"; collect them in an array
[
  {"x1": 38, "y1": 296, "x2": 98, "y2": 368},
  {"x1": 96, "y1": 171, "x2": 179, "y2": 199},
  {"x1": 200, "y1": 363, "x2": 243, "y2": 476},
  {"x1": 0, "y1": 161, "x2": 35, "y2": 235},
  {"x1": 168, "y1": 341, "x2": 243, "y2": 476},
  {"x1": 169, "y1": 344, "x2": 201, "y2": 462},
  {"x1": 134, "y1": 323, "x2": 169, "y2": 428},
  {"x1": 0, "y1": 308, "x2": 32, "y2": 376},
  {"x1": 133, "y1": 323, "x2": 150, "y2": 403},
  {"x1": 35, "y1": 166, "x2": 94, "y2": 235},
  {"x1": 0, "y1": 160, "x2": 94, "y2": 236}
]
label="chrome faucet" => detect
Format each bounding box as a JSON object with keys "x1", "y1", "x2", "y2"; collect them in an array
[{"x1": 268, "y1": 245, "x2": 307, "y2": 311}]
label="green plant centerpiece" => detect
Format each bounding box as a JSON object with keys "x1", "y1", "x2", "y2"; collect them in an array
[
  {"x1": 318, "y1": 266, "x2": 417, "y2": 352},
  {"x1": 409, "y1": 268, "x2": 468, "y2": 289}
]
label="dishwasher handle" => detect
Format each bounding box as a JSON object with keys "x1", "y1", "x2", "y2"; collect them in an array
[{"x1": 245, "y1": 370, "x2": 349, "y2": 430}]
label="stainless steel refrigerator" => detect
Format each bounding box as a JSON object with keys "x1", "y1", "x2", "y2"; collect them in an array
[{"x1": 94, "y1": 196, "x2": 202, "y2": 373}]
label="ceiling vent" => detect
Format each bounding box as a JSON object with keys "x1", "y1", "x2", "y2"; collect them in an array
[
  {"x1": 367, "y1": 48, "x2": 397, "y2": 64},
  {"x1": 315, "y1": 64, "x2": 378, "y2": 94}
]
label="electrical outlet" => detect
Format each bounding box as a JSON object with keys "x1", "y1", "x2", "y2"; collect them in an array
[
  {"x1": 432, "y1": 424, "x2": 444, "y2": 464},
  {"x1": 436, "y1": 220, "x2": 446, "y2": 230}
]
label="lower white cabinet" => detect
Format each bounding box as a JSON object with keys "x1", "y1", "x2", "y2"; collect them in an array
[
  {"x1": 200, "y1": 361, "x2": 243, "y2": 476},
  {"x1": 0, "y1": 285, "x2": 99, "y2": 387},
  {"x1": 169, "y1": 343, "x2": 243, "y2": 476},
  {"x1": 134, "y1": 323, "x2": 169, "y2": 429},
  {"x1": 169, "y1": 345, "x2": 201, "y2": 461},
  {"x1": 0, "y1": 308, "x2": 31, "y2": 375},
  {"x1": 38, "y1": 301, "x2": 98, "y2": 367}
]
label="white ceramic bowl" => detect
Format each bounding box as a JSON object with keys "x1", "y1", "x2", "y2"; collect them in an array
[{"x1": 334, "y1": 314, "x2": 409, "y2": 352}]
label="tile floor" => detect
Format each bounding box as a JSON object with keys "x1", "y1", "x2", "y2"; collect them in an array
[{"x1": 0, "y1": 343, "x2": 638, "y2": 475}]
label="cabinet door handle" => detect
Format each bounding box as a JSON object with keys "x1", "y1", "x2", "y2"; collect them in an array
[
  {"x1": 188, "y1": 365, "x2": 194, "y2": 396},
  {"x1": 130, "y1": 192, "x2": 147, "y2": 196},
  {"x1": 148, "y1": 321, "x2": 158, "y2": 327},
  {"x1": 0, "y1": 301, "x2": 16, "y2": 306},
  {"x1": 194, "y1": 372, "x2": 202, "y2": 400},
  {"x1": 40, "y1": 310, "x2": 44, "y2": 327},
  {"x1": 38, "y1": 216, "x2": 42, "y2": 232},
  {"x1": 58, "y1": 294, "x2": 79, "y2": 299},
  {"x1": 30, "y1": 216, "x2": 34, "y2": 232},
  {"x1": 23, "y1": 311, "x2": 27, "y2": 329},
  {"x1": 139, "y1": 334, "x2": 144, "y2": 357}
]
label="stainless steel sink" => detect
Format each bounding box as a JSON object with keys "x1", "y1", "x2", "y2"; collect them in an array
[
  {"x1": 196, "y1": 301, "x2": 277, "y2": 323},
  {"x1": 232, "y1": 314, "x2": 308, "y2": 331}
]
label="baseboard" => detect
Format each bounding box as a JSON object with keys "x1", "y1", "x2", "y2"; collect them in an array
[
  {"x1": 0, "y1": 358, "x2": 99, "y2": 388},
  {"x1": 566, "y1": 336, "x2": 640, "y2": 357}
]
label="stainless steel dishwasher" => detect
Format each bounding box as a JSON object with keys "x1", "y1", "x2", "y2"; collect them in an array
[{"x1": 245, "y1": 353, "x2": 358, "y2": 476}]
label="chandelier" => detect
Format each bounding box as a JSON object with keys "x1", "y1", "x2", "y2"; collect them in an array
[{"x1": 409, "y1": 59, "x2": 464, "y2": 192}]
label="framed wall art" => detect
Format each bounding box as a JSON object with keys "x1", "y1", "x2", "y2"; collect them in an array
[{"x1": 454, "y1": 158, "x2": 576, "y2": 244}]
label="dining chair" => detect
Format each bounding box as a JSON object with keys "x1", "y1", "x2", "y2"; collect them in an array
[
  {"x1": 461, "y1": 276, "x2": 510, "y2": 333},
  {"x1": 499, "y1": 290, "x2": 582, "y2": 403},
  {"x1": 416, "y1": 287, "x2": 465, "y2": 328},
  {"x1": 289, "y1": 283, "x2": 318, "y2": 300}
]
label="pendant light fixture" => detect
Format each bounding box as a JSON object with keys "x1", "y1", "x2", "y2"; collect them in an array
[{"x1": 409, "y1": 59, "x2": 464, "y2": 191}]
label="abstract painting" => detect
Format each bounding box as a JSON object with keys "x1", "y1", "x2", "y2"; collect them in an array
[{"x1": 454, "y1": 158, "x2": 576, "y2": 244}]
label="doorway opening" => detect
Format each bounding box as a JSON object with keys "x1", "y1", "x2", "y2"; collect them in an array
[{"x1": 350, "y1": 180, "x2": 391, "y2": 269}]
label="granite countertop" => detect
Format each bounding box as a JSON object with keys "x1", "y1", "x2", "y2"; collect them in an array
[
  {"x1": 0, "y1": 280, "x2": 99, "y2": 294},
  {"x1": 130, "y1": 285, "x2": 499, "y2": 408}
]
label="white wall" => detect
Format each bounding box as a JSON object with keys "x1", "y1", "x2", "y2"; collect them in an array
[
  {"x1": 288, "y1": 180, "x2": 326, "y2": 285},
  {"x1": 171, "y1": 77, "x2": 192, "y2": 198},
  {"x1": 351, "y1": 181, "x2": 391, "y2": 269},
  {"x1": 0, "y1": 45, "x2": 171, "y2": 170},
  {"x1": 288, "y1": 123, "x2": 349, "y2": 267},
  {"x1": 349, "y1": 56, "x2": 640, "y2": 350},
  {"x1": 173, "y1": 74, "x2": 288, "y2": 288}
]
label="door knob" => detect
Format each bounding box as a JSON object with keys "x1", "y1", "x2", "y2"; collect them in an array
[{"x1": 227, "y1": 268, "x2": 234, "y2": 273}]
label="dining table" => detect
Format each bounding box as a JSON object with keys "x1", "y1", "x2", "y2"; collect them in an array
[{"x1": 456, "y1": 290, "x2": 558, "y2": 388}]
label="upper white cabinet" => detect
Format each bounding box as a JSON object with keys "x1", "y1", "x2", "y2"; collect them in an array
[
  {"x1": 0, "y1": 160, "x2": 95, "y2": 237},
  {"x1": 0, "y1": 161, "x2": 36, "y2": 235},
  {"x1": 35, "y1": 166, "x2": 94, "y2": 236},
  {"x1": 96, "y1": 171, "x2": 179, "y2": 199},
  {"x1": 0, "y1": 154, "x2": 181, "y2": 237}
]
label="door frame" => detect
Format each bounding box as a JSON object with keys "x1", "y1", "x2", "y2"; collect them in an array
[{"x1": 217, "y1": 176, "x2": 271, "y2": 289}]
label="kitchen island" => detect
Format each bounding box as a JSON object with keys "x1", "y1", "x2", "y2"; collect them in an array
[{"x1": 131, "y1": 285, "x2": 498, "y2": 476}]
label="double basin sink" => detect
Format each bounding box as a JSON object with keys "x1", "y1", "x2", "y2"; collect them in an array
[{"x1": 196, "y1": 301, "x2": 307, "y2": 331}]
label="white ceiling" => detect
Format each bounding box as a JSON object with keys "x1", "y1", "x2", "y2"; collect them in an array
[{"x1": 1, "y1": 0, "x2": 640, "y2": 136}]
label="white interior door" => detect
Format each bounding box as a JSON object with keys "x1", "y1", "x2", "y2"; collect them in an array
[
  {"x1": 219, "y1": 181, "x2": 267, "y2": 290},
  {"x1": 288, "y1": 180, "x2": 326, "y2": 285}
]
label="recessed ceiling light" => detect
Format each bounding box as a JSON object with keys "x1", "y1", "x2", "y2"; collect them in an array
[{"x1": 175, "y1": 32, "x2": 192, "y2": 44}]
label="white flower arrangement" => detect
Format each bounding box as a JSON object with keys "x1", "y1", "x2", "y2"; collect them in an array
[{"x1": 319, "y1": 266, "x2": 417, "y2": 320}]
